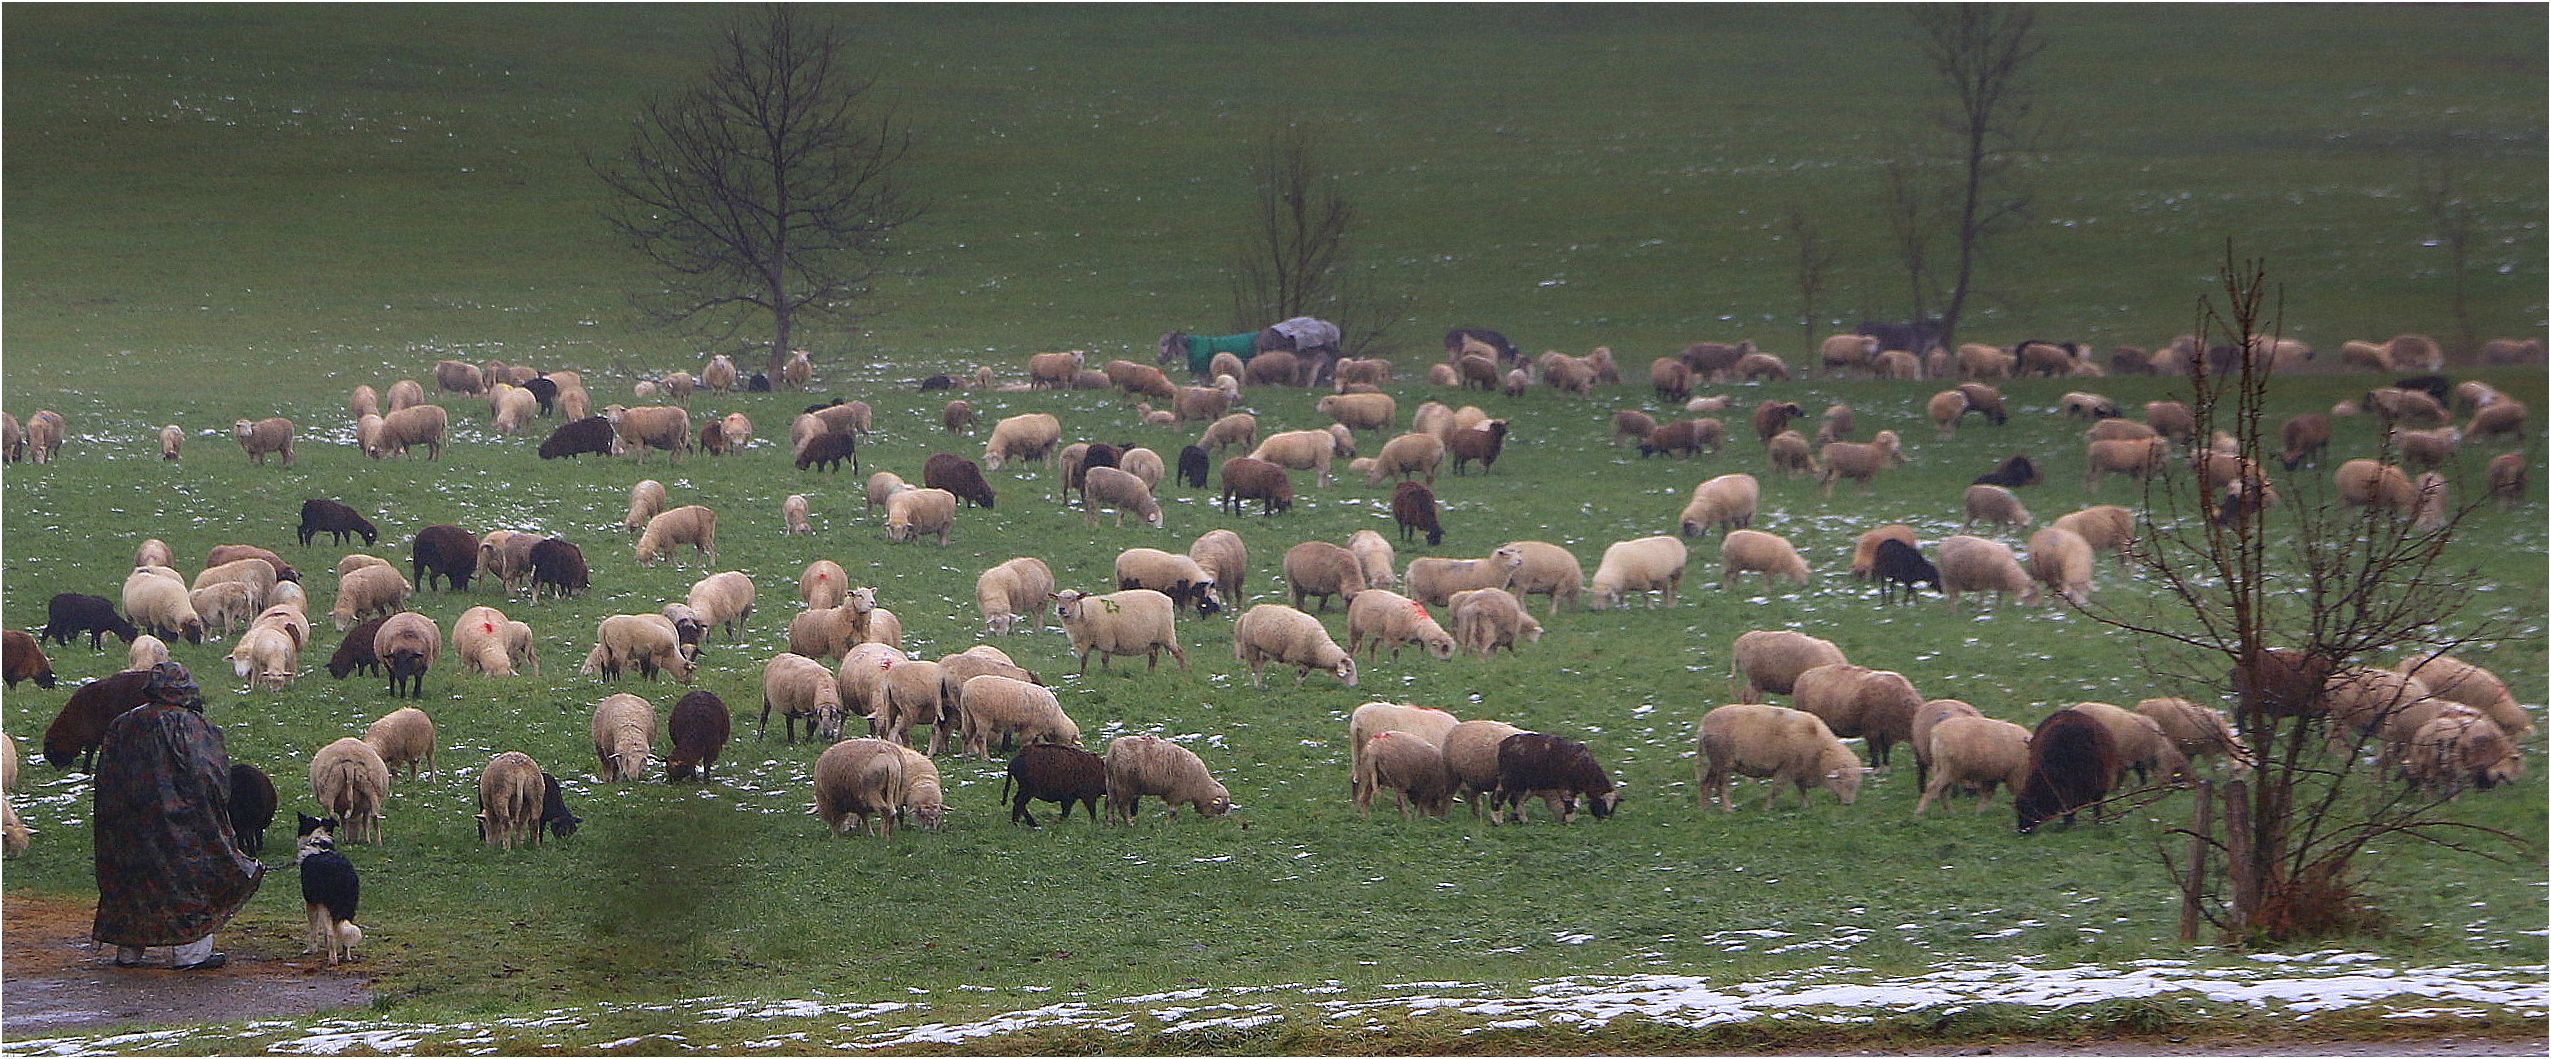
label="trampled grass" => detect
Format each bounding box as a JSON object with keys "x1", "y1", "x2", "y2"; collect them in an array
[{"x1": 0, "y1": 4, "x2": 2542, "y2": 1050}]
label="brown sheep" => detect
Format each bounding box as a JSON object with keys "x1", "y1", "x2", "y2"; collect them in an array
[
  {"x1": 1611, "y1": 409, "x2": 1657, "y2": 447},
  {"x1": 1283, "y1": 541, "x2": 1367, "y2": 612},
  {"x1": 1751, "y1": 400, "x2": 1804, "y2": 443},
  {"x1": 1961, "y1": 484, "x2": 2032, "y2": 531},
  {"x1": 1791, "y1": 664, "x2": 1922, "y2": 767},
  {"x1": 1729, "y1": 629, "x2": 1846, "y2": 702},
  {"x1": 1817, "y1": 431, "x2": 1904, "y2": 496},
  {"x1": 2083, "y1": 437, "x2": 2166, "y2": 491},
  {"x1": 1766, "y1": 430, "x2": 1815, "y2": 476},
  {"x1": 1218, "y1": 457, "x2": 1293, "y2": 516}
]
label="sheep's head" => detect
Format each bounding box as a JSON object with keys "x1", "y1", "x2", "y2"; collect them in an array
[{"x1": 1332, "y1": 656, "x2": 1360, "y2": 688}]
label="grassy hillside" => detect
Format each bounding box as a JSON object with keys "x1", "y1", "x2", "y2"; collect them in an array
[{"x1": 1, "y1": 4, "x2": 2541, "y2": 1050}]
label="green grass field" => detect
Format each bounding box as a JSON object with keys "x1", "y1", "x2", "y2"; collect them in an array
[{"x1": 2, "y1": 5, "x2": 2542, "y2": 1052}]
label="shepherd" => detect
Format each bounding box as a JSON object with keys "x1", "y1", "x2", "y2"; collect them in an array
[{"x1": 92, "y1": 662, "x2": 265, "y2": 970}]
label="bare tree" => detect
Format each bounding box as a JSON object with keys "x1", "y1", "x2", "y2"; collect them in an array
[
  {"x1": 2417, "y1": 152, "x2": 2479, "y2": 360},
  {"x1": 1784, "y1": 209, "x2": 1844, "y2": 355},
  {"x1": 591, "y1": 4, "x2": 919, "y2": 375},
  {"x1": 2074, "y1": 246, "x2": 2521, "y2": 942},
  {"x1": 1894, "y1": 3, "x2": 2046, "y2": 351},
  {"x1": 1227, "y1": 124, "x2": 1412, "y2": 358},
  {"x1": 1880, "y1": 161, "x2": 1939, "y2": 333}
]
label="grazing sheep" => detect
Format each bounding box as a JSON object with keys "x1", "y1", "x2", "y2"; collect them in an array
[
  {"x1": 190, "y1": 582, "x2": 259, "y2": 639},
  {"x1": 369, "y1": 403, "x2": 449, "y2": 460},
  {"x1": 761, "y1": 652, "x2": 847, "y2": 743},
  {"x1": 673, "y1": 571, "x2": 753, "y2": 646},
  {"x1": 2364, "y1": 387, "x2": 2448, "y2": 429},
  {"x1": 1816, "y1": 430, "x2": 1907, "y2": 496},
  {"x1": 813, "y1": 738, "x2": 910, "y2": 837},
  {"x1": 2058, "y1": 391, "x2": 2121, "y2": 419},
  {"x1": 1281, "y1": 541, "x2": 1367, "y2": 612},
  {"x1": 24, "y1": 408, "x2": 65, "y2": 463},
  {"x1": 2468, "y1": 399, "x2": 2527, "y2": 443},
  {"x1": 249, "y1": 601, "x2": 311, "y2": 652},
  {"x1": 859, "y1": 470, "x2": 911, "y2": 518},
  {"x1": 1587, "y1": 536, "x2": 1685, "y2": 610},
  {"x1": 4, "y1": 630, "x2": 57, "y2": 689},
  {"x1": 2050, "y1": 505, "x2": 2138, "y2": 566},
  {"x1": 2391, "y1": 426, "x2": 2461, "y2": 473},
  {"x1": 629, "y1": 504, "x2": 717, "y2": 567},
  {"x1": 2087, "y1": 418, "x2": 2159, "y2": 443},
  {"x1": 2403, "y1": 710, "x2": 2523, "y2": 796},
  {"x1": 1367, "y1": 432, "x2": 1445, "y2": 485},
  {"x1": 1792, "y1": 664, "x2": 1922, "y2": 767},
  {"x1": 1936, "y1": 535, "x2": 2039, "y2": 607},
  {"x1": 1762, "y1": 430, "x2": 1816, "y2": 477},
  {"x1": 225, "y1": 625, "x2": 298, "y2": 690},
  {"x1": 1003, "y1": 743, "x2": 1108, "y2": 826},
  {"x1": 2133, "y1": 698, "x2": 2254, "y2": 774},
  {"x1": 977, "y1": 557, "x2": 1057, "y2": 635},
  {"x1": 833, "y1": 642, "x2": 904, "y2": 720},
  {"x1": 1317, "y1": 392, "x2": 1397, "y2": 433},
  {"x1": 310, "y1": 737, "x2": 392, "y2": 844},
  {"x1": 1199, "y1": 412, "x2": 1258, "y2": 453},
  {"x1": 2486, "y1": 452, "x2": 2525, "y2": 506},
  {"x1": 1915, "y1": 715, "x2": 2033, "y2": 814},
  {"x1": 1611, "y1": 409, "x2": 1658, "y2": 448},
  {"x1": 373, "y1": 611, "x2": 440, "y2": 698},
  {"x1": 1958, "y1": 343, "x2": 2015, "y2": 379},
  {"x1": 529, "y1": 537, "x2": 589, "y2": 600},
  {"x1": 1871, "y1": 540, "x2": 1938, "y2": 605},
  {"x1": 785, "y1": 606, "x2": 859, "y2": 661},
  {"x1": 1249, "y1": 429, "x2": 1346, "y2": 487},
  {"x1": 450, "y1": 604, "x2": 523, "y2": 677},
  {"x1": 779, "y1": 494, "x2": 814, "y2": 536},
  {"x1": 1489, "y1": 732, "x2": 1620, "y2": 824},
  {"x1": 587, "y1": 693, "x2": 656, "y2": 783},
  {"x1": 1232, "y1": 603, "x2": 1358, "y2": 688},
  {"x1": 405, "y1": 523, "x2": 479, "y2": 592},
  {"x1": 794, "y1": 431, "x2": 859, "y2": 473},
  {"x1": 983, "y1": 412, "x2": 1063, "y2": 470},
  {"x1": 477, "y1": 531, "x2": 539, "y2": 596},
  {"x1": 189, "y1": 560, "x2": 276, "y2": 623},
  {"x1": 1926, "y1": 390, "x2": 1971, "y2": 438},
  {"x1": 910, "y1": 454, "x2": 996, "y2": 516},
  {"x1": 360, "y1": 705, "x2": 438, "y2": 782},
  {"x1": 1973, "y1": 454, "x2": 2043, "y2": 491},
  {"x1": 1729, "y1": 629, "x2": 1847, "y2": 702},
  {"x1": 1404, "y1": 546, "x2": 1528, "y2": 608},
  {"x1": 1345, "y1": 589, "x2": 1457, "y2": 662},
  {"x1": 1697, "y1": 703, "x2": 1863, "y2": 811},
  {"x1": 593, "y1": 614, "x2": 695, "y2": 683},
  {"x1": 2067, "y1": 701, "x2": 2188, "y2": 787},
  {"x1": 1104, "y1": 735, "x2": 1231, "y2": 824},
  {"x1": 1081, "y1": 466, "x2": 1164, "y2": 528},
  {"x1": 475, "y1": 751, "x2": 551, "y2": 848},
  {"x1": 1747, "y1": 401, "x2": 1802, "y2": 445},
  {"x1": 2335, "y1": 458, "x2": 2421, "y2": 515},
  {"x1": 1731, "y1": 350, "x2": 1791, "y2": 381},
  {"x1": 1438, "y1": 719, "x2": 1526, "y2": 818},
  {"x1": 1448, "y1": 586, "x2": 1542, "y2": 657},
  {"x1": 1053, "y1": 588, "x2": 1186, "y2": 674},
  {"x1": 2025, "y1": 527, "x2": 2095, "y2": 607},
  {"x1": 618, "y1": 480, "x2": 669, "y2": 537},
  {"x1": 230, "y1": 416, "x2": 296, "y2": 466},
  {"x1": 1819, "y1": 333, "x2": 1880, "y2": 376},
  {"x1": 1114, "y1": 548, "x2": 1222, "y2": 618},
  {"x1": 122, "y1": 570, "x2": 206, "y2": 645},
  {"x1": 1355, "y1": 731, "x2": 1455, "y2": 818},
  {"x1": 1184, "y1": 444, "x2": 1216, "y2": 486},
  {"x1": 536, "y1": 415, "x2": 619, "y2": 459},
  {"x1": 41, "y1": 670, "x2": 153, "y2": 769},
  {"x1": 1637, "y1": 418, "x2": 1724, "y2": 458},
  {"x1": 957, "y1": 675, "x2": 1078, "y2": 758},
  {"x1": 1650, "y1": 357, "x2": 1695, "y2": 401},
  {"x1": 2015, "y1": 708, "x2": 2121, "y2": 832},
  {"x1": 1719, "y1": 529, "x2": 1809, "y2": 590},
  {"x1": 1909, "y1": 698, "x2": 1984, "y2": 793},
  {"x1": 1496, "y1": 540, "x2": 1581, "y2": 615},
  {"x1": 1117, "y1": 447, "x2": 1166, "y2": 490},
  {"x1": 1959, "y1": 484, "x2": 2033, "y2": 532},
  {"x1": 2395, "y1": 654, "x2": 2531, "y2": 739},
  {"x1": 1027, "y1": 350, "x2": 1084, "y2": 389},
  {"x1": 1679, "y1": 473, "x2": 1760, "y2": 537},
  {"x1": 663, "y1": 690, "x2": 731, "y2": 782}
]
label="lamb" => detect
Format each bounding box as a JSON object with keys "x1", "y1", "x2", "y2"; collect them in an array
[
  {"x1": 2067, "y1": 701, "x2": 2189, "y2": 787},
  {"x1": 941, "y1": 399, "x2": 975, "y2": 435},
  {"x1": 537, "y1": 416, "x2": 619, "y2": 459},
  {"x1": 1104, "y1": 735, "x2": 1231, "y2": 824},
  {"x1": 122, "y1": 569, "x2": 206, "y2": 645},
  {"x1": 1909, "y1": 698, "x2": 1983, "y2": 792},
  {"x1": 325, "y1": 617, "x2": 387, "y2": 680},
  {"x1": 1002, "y1": 743, "x2": 1107, "y2": 826},
  {"x1": 1354, "y1": 731, "x2": 1455, "y2": 818},
  {"x1": 44, "y1": 670, "x2": 154, "y2": 769},
  {"x1": 606, "y1": 404, "x2": 692, "y2": 463},
  {"x1": 4, "y1": 630, "x2": 57, "y2": 689},
  {"x1": 814, "y1": 738, "x2": 910, "y2": 837},
  {"x1": 761, "y1": 652, "x2": 847, "y2": 743},
  {"x1": 623, "y1": 479, "x2": 667, "y2": 535},
  {"x1": 1053, "y1": 588, "x2": 1187, "y2": 673},
  {"x1": 2025, "y1": 527, "x2": 2095, "y2": 607},
  {"x1": 1447, "y1": 587, "x2": 1542, "y2": 657},
  {"x1": 2402, "y1": 710, "x2": 2523, "y2": 796},
  {"x1": 225, "y1": 625, "x2": 299, "y2": 690},
  {"x1": 1283, "y1": 541, "x2": 1369, "y2": 612},
  {"x1": 529, "y1": 537, "x2": 589, "y2": 600},
  {"x1": 1915, "y1": 715, "x2": 2033, "y2": 814},
  {"x1": 592, "y1": 614, "x2": 695, "y2": 683},
  {"x1": 589, "y1": 693, "x2": 656, "y2": 782},
  {"x1": 1926, "y1": 389, "x2": 1971, "y2": 438},
  {"x1": 1792, "y1": 663, "x2": 1922, "y2": 766},
  {"x1": 1587, "y1": 536, "x2": 1686, "y2": 610},
  {"x1": 781, "y1": 494, "x2": 813, "y2": 535},
  {"x1": 1345, "y1": 589, "x2": 1457, "y2": 661},
  {"x1": 665, "y1": 690, "x2": 731, "y2": 782},
  {"x1": 452, "y1": 605, "x2": 524, "y2": 676},
  {"x1": 24, "y1": 408, "x2": 63, "y2": 463},
  {"x1": 976, "y1": 556, "x2": 1057, "y2": 635},
  {"x1": 1232, "y1": 603, "x2": 1358, "y2": 688},
  {"x1": 957, "y1": 675, "x2": 1079, "y2": 758},
  {"x1": 982, "y1": 412, "x2": 1063, "y2": 470},
  {"x1": 1637, "y1": 418, "x2": 1723, "y2": 458},
  {"x1": 1850, "y1": 525, "x2": 1919, "y2": 580},
  {"x1": 1114, "y1": 548, "x2": 1222, "y2": 618},
  {"x1": 1317, "y1": 392, "x2": 1397, "y2": 432},
  {"x1": 375, "y1": 611, "x2": 441, "y2": 698},
  {"x1": 409, "y1": 524, "x2": 479, "y2": 592},
  {"x1": 309, "y1": 737, "x2": 392, "y2": 844},
  {"x1": 1696, "y1": 703, "x2": 1863, "y2": 811},
  {"x1": 1497, "y1": 539, "x2": 1582, "y2": 614},
  {"x1": 234, "y1": 417, "x2": 295, "y2": 465},
  {"x1": 361, "y1": 706, "x2": 438, "y2": 782},
  {"x1": 2486, "y1": 452, "x2": 2526, "y2": 506},
  {"x1": 1081, "y1": 466, "x2": 1164, "y2": 528},
  {"x1": 685, "y1": 570, "x2": 756, "y2": 642},
  {"x1": 2050, "y1": 505, "x2": 2138, "y2": 565},
  {"x1": 1729, "y1": 629, "x2": 1847, "y2": 702},
  {"x1": 2015, "y1": 708, "x2": 2120, "y2": 832},
  {"x1": 1368, "y1": 432, "x2": 1445, "y2": 485},
  {"x1": 1669, "y1": 473, "x2": 1758, "y2": 540},
  {"x1": 1817, "y1": 431, "x2": 1905, "y2": 495},
  {"x1": 1446, "y1": 421, "x2": 1509, "y2": 476},
  {"x1": 884, "y1": 488, "x2": 958, "y2": 544},
  {"x1": 2133, "y1": 698, "x2": 2255, "y2": 774},
  {"x1": 1719, "y1": 529, "x2": 1810, "y2": 590},
  {"x1": 370, "y1": 404, "x2": 449, "y2": 460},
  {"x1": 190, "y1": 582, "x2": 260, "y2": 639},
  {"x1": 1199, "y1": 412, "x2": 1258, "y2": 453},
  {"x1": 1936, "y1": 535, "x2": 2040, "y2": 607}
]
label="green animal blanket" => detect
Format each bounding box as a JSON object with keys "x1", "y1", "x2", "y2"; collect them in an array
[{"x1": 1182, "y1": 331, "x2": 1259, "y2": 374}]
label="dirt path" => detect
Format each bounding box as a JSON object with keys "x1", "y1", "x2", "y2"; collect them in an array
[{"x1": 1, "y1": 894, "x2": 369, "y2": 1036}]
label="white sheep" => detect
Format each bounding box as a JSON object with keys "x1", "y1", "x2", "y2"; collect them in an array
[
  {"x1": 362, "y1": 705, "x2": 438, "y2": 782},
  {"x1": 1346, "y1": 530, "x2": 1398, "y2": 591},
  {"x1": 1366, "y1": 432, "x2": 1444, "y2": 485},
  {"x1": 590, "y1": 693, "x2": 656, "y2": 782},
  {"x1": 1679, "y1": 473, "x2": 1759, "y2": 537},
  {"x1": 1588, "y1": 536, "x2": 1687, "y2": 609},
  {"x1": 1792, "y1": 663, "x2": 1923, "y2": 767},
  {"x1": 957, "y1": 674, "x2": 1079, "y2": 758},
  {"x1": 1231, "y1": 603, "x2": 1359, "y2": 688},
  {"x1": 1199, "y1": 413, "x2": 1257, "y2": 453},
  {"x1": 2025, "y1": 527, "x2": 2095, "y2": 607},
  {"x1": 233, "y1": 416, "x2": 295, "y2": 466},
  {"x1": 2133, "y1": 698, "x2": 2254, "y2": 774},
  {"x1": 884, "y1": 487, "x2": 958, "y2": 544},
  {"x1": 1404, "y1": 546, "x2": 1526, "y2": 607},
  {"x1": 1249, "y1": 429, "x2": 1346, "y2": 486},
  {"x1": 1081, "y1": 466, "x2": 1164, "y2": 528},
  {"x1": 814, "y1": 738, "x2": 910, "y2": 837},
  {"x1": 1284, "y1": 541, "x2": 1369, "y2": 611},
  {"x1": 1729, "y1": 629, "x2": 1848, "y2": 702},
  {"x1": 983, "y1": 412, "x2": 1063, "y2": 470},
  {"x1": 873, "y1": 658, "x2": 951, "y2": 754},
  {"x1": 2394, "y1": 654, "x2": 2530, "y2": 739},
  {"x1": 1962, "y1": 484, "x2": 2032, "y2": 531},
  {"x1": 1447, "y1": 587, "x2": 1542, "y2": 658},
  {"x1": 371, "y1": 403, "x2": 449, "y2": 460},
  {"x1": 1317, "y1": 392, "x2": 1397, "y2": 432},
  {"x1": 310, "y1": 737, "x2": 392, "y2": 844},
  {"x1": 801, "y1": 558, "x2": 850, "y2": 610},
  {"x1": 1347, "y1": 702, "x2": 1463, "y2": 805},
  {"x1": 1112, "y1": 548, "x2": 1221, "y2": 617},
  {"x1": 762, "y1": 652, "x2": 847, "y2": 743},
  {"x1": 127, "y1": 634, "x2": 172, "y2": 670},
  {"x1": 1914, "y1": 715, "x2": 2032, "y2": 814},
  {"x1": 1936, "y1": 535, "x2": 2041, "y2": 607},
  {"x1": 2050, "y1": 505, "x2": 2137, "y2": 565},
  {"x1": 1103, "y1": 735, "x2": 1231, "y2": 824},
  {"x1": 593, "y1": 614, "x2": 696, "y2": 682},
  {"x1": 122, "y1": 569, "x2": 205, "y2": 644},
  {"x1": 1718, "y1": 529, "x2": 1809, "y2": 590},
  {"x1": 835, "y1": 642, "x2": 906, "y2": 722},
  {"x1": 1344, "y1": 589, "x2": 1456, "y2": 661},
  {"x1": 1358, "y1": 731, "x2": 1456, "y2": 818},
  {"x1": 1816, "y1": 430, "x2": 1904, "y2": 495},
  {"x1": 635, "y1": 504, "x2": 718, "y2": 566},
  {"x1": 782, "y1": 494, "x2": 813, "y2": 535},
  {"x1": 1696, "y1": 703, "x2": 1863, "y2": 811},
  {"x1": 226, "y1": 625, "x2": 299, "y2": 690},
  {"x1": 686, "y1": 570, "x2": 756, "y2": 642},
  {"x1": 1118, "y1": 447, "x2": 1166, "y2": 490},
  {"x1": 977, "y1": 556, "x2": 1057, "y2": 635},
  {"x1": 1054, "y1": 588, "x2": 1187, "y2": 674},
  {"x1": 189, "y1": 582, "x2": 260, "y2": 639}
]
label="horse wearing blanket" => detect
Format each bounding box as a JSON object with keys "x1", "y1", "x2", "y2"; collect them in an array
[{"x1": 1158, "y1": 316, "x2": 1342, "y2": 385}]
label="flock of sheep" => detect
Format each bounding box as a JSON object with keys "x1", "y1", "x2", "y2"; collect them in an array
[{"x1": 1, "y1": 329, "x2": 2537, "y2": 874}]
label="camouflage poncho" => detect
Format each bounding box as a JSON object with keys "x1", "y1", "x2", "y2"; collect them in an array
[{"x1": 91, "y1": 703, "x2": 264, "y2": 947}]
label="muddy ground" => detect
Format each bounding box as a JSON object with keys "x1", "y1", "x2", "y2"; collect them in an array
[{"x1": 1, "y1": 895, "x2": 369, "y2": 1035}]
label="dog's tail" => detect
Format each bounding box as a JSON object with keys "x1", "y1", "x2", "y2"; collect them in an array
[{"x1": 337, "y1": 921, "x2": 364, "y2": 948}]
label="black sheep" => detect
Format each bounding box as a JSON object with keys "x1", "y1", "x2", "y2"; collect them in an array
[
  {"x1": 43, "y1": 669, "x2": 154, "y2": 769},
  {"x1": 1972, "y1": 454, "x2": 2042, "y2": 488},
  {"x1": 529, "y1": 537, "x2": 589, "y2": 600},
  {"x1": 298, "y1": 499, "x2": 380, "y2": 547},
  {"x1": 410, "y1": 524, "x2": 479, "y2": 592},
  {"x1": 1176, "y1": 445, "x2": 1210, "y2": 489},
  {"x1": 327, "y1": 616, "x2": 388, "y2": 679},
  {"x1": 1391, "y1": 481, "x2": 1444, "y2": 546},
  {"x1": 1871, "y1": 538, "x2": 1941, "y2": 604},
  {"x1": 524, "y1": 375, "x2": 559, "y2": 415},
  {"x1": 919, "y1": 373, "x2": 957, "y2": 391},
  {"x1": 4, "y1": 630, "x2": 57, "y2": 689},
  {"x1": 1491, "y1": 732, "x2": 1620, "y2": 823},
  {"x1": 539, "y1": 773, "x2": 582, "y2": 839},
  {"x1": 229, "y1": 763, "x2": 277, "y2": 855},
  {"x1": 2393, "y1": 374, "x2": 2450, "y2": 406},
  {"x1": 803, "y1": 397, "x2": 847, "y2": 415},
  {"x1": 1002, "y1": 743, "x2": 1107, "y2": 826},
  {"x1": 1069, "y1": 442, "x2": 1124, "y2": 496},
  {"x1": 2015, "y1": 708, "x2": 2120, "y2": 834},
  {"x1": 795, "y1": 432, "x2": 859, "y2": 473},
  {"x1": 43, "y1": 593, "x2": 138, "y2": 650},
  {"x1": 536, "y1": 416, "x2": 617, "y2": 459},
  {"x1": 923, "y1": 452, "x2": 997, "y2": 509},
  {"x1": 747, "y1": 371, "x2": 772, "y2": 392},
  {"x1": 666, "y1": 690, "x2": 731, "y2": 782}
]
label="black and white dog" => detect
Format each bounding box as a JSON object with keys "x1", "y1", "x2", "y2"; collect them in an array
[{"x1": 296, "y1": 813, "x2": 363, "y2": 965}]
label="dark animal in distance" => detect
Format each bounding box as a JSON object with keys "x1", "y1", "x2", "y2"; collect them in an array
[
  {"x1": 327, "y1": 616, "x2": 388, "y2": 679},
  {"x1": 529, "y1": 538, "x2": 589, "y2": 600},
  {"x1": 539, "y1": 773, "x2": 581, "y2": 839},
  {"x1": 536, "y1": 416, "x2": 617, "y2": 460},
  {"x1": 795, "y1": 432, "x2": 859, "y2": 473},
  {"x1": 2392, "y1": 374, "x2": 2450, "y2": 407},
  {"x1": 1491, "y1": 732, "x2": 1620, "y2": 823},
  {"x1": 4, "y1": 630, "x2": 58, "y2": 688},
  {"x1": 43, "y1": 593, "x2": 139, "y2": 651},
  {"x1": 1448, "y1": 421, "x2": 1508, "y2": 475},
  {"x1": 229, "y1": 764, "x2": 277, "y2": 855},
  {"x1": 666, "y1": 690, "x2": 731, "y2": 782},
  {"x1": 1872, "y1": 538, "x2": 1941, "y2": 604},
  {"x1": 1858, "y1": 319, "x2": 1946, "y2": 356},
  {"x1": 1003, "y1": 743, "x2": 1108, "y2": 827},
  {"x1": 2015, "y1": 708, "x2": 2120, "y2": 833},
  {"x1": 298, "y1": 499, "x2": 380, "y2": 546},
  {"x1": 1219, "y1": 457, "x2": 1292, "y2": 516},
  {"x1": 523, "y1": 376, "x2": 559, "y2": 415},
  {"x1": 923, "y1": 453, "x2": 997, "y2": 510},
  {"x1": 919, "y1": 373, "x2": 958, "y2": 391},
  {"x1": 1391, "y1": 481, "x2": 1444, "y2": 546},
  {"x1": 1443, "y1": 327, "x2": 1519, "y2": 364},
  {"x1": 409, "y1": 524, "x2": 479, "y2": 592},
  {"x1": 1973, "y1": 454, "x2": 2042, "y2": 488},
  {"x1": 1177, "y1": 445, "x2": 1211, "y2": 489},
  {"x1": 44, "y1": 669, "x2": 155, "y2": 769}
]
